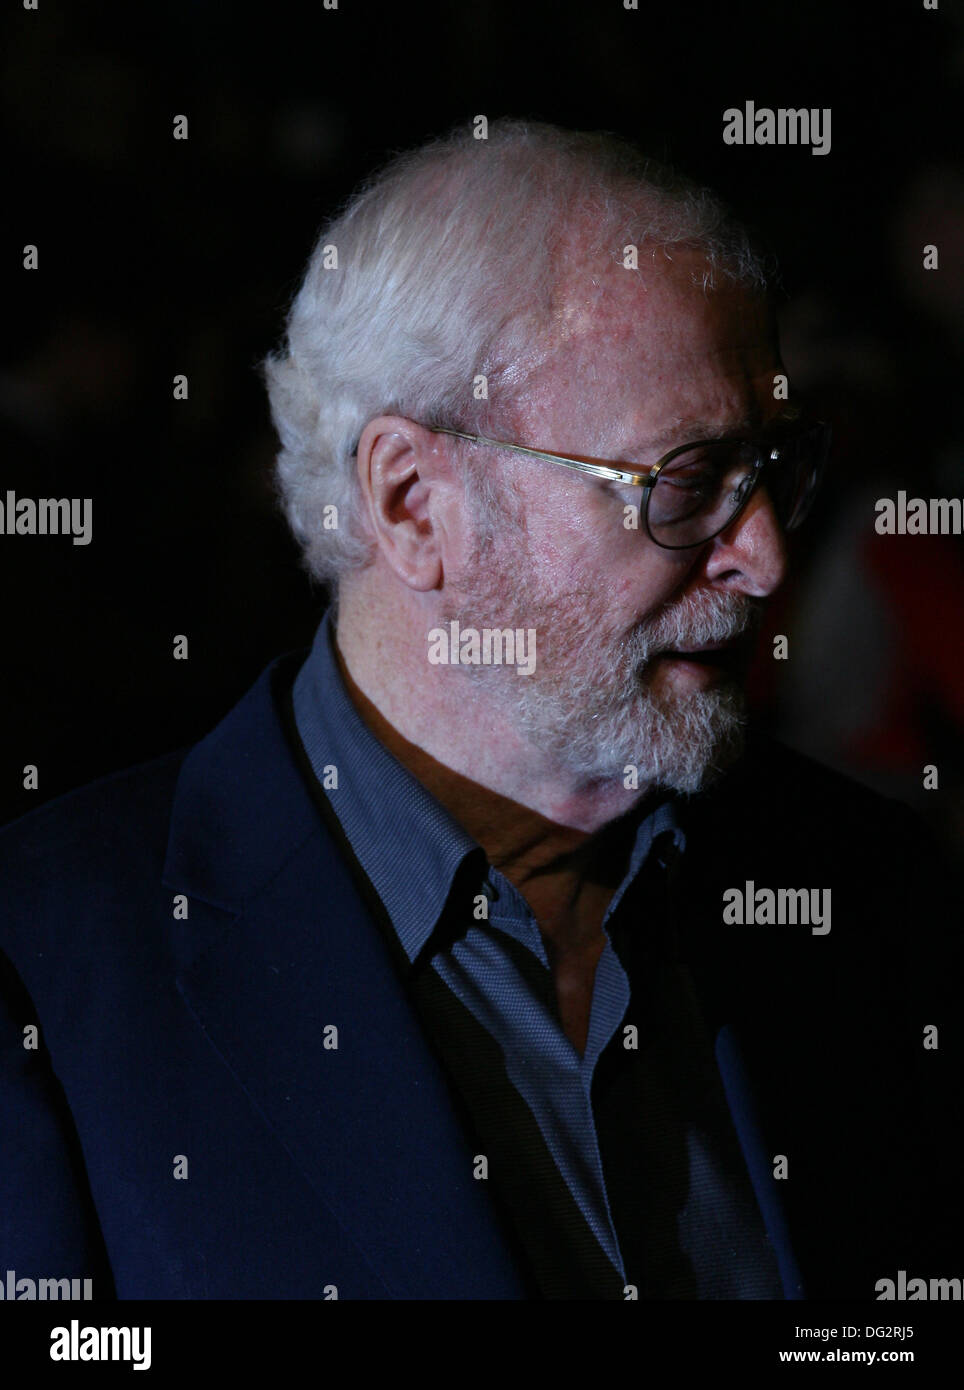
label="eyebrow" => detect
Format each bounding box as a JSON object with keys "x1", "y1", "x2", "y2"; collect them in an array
[{"x1": 621, "y1": 409, "x2": 794, "y2": 460}]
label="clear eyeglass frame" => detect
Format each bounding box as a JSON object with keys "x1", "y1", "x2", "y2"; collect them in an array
[{"x1": 430, "y1": 408, "x2": 830, "y2": 550}]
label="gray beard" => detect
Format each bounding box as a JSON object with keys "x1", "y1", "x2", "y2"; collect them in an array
[
  {"x1": 442, "y1": 531, "x2": 760, "y2": 794},
  {"x1": 510, "y1": 659, "x2": 748, "y2": 792}
]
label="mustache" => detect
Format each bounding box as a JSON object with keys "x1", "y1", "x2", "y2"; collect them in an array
[{"x1": 623, "y1": 591, "x2": 765, "y2": 666}]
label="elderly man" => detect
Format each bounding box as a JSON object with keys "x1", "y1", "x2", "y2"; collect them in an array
[{"x1": 0, "y1": 120, "x2": 957, "y2": 1302}]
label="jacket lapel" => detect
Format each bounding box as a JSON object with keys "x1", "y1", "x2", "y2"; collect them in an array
[
  {"x1": 164, "y1": 655, "x2": 528, "y2": 1299},
  {"x1": 667, "y1": 810, "x2": 808, "y2": 1299}
]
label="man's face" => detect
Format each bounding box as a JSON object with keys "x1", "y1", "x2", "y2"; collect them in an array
[{"x1": 442, "y1": 248, "x2": 788, "y2": 794}]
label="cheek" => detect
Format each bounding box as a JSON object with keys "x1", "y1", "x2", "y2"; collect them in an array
[
  {"x1": 583, "y1": 508, "x2": 698, "y2": 612},
  {"x1": 610, "y1": 559, "x2": 691, "y2": 626},
  {"x1": 516, "y1": 480, "x2": 695, "y2": 614},
  {"x1": 517, "y1": 491, "x2": 600, "y2": 585}
]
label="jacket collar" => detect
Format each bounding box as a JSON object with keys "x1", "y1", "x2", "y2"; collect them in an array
[{"x1": 162, "y1": 653, "x2": 318, "y2": 920}]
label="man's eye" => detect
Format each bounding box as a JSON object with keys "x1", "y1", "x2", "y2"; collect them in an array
[{"x1": 662, "y1": 470, "x2": 714, "y2": 492}]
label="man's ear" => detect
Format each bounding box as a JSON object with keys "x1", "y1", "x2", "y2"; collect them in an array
[{"x1": 355, "y1": 415, "x2": 458, "y2": 591}]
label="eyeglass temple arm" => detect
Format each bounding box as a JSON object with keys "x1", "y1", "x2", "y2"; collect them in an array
[{"x1": 431, "y1": 427, "x2": 650, "y2": 488}]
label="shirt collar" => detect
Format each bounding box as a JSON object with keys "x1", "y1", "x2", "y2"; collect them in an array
[{"x1": 293, "y1": 611, "x2": 480, "y2": 962}]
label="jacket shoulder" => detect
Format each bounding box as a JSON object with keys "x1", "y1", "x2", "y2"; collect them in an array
[
  {"x1": 0, "y1": 750, "x2": 188, "y2": 895},
  {"x1": 0, "y1": 651, "x2": 311, "y2": 962},
  {"x1": 698, "y1": 735, "x2": 924, "y2": 840},
  {"x1": 681, "y1": 734, "x2": 956, "y2": 926}
]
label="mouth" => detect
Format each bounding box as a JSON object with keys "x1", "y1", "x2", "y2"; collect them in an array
[{"x1": 641, "y1": 635, "x2": 753, "y2": 690}]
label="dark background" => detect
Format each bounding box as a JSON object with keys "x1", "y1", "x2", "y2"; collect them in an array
[{"x1": 3, "y1": 0, "x2": 963, "y2": 867}]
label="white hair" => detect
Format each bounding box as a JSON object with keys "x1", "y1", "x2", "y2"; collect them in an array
[{"x1": 262, "y1": 118, "x2": 773, "y2": 588}]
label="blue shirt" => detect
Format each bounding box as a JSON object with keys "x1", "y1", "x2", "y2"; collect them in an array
[{"x1": 292, "y1": 611, "x2": 784, "y2": 1297}]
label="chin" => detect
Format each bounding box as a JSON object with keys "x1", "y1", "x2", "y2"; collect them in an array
[
  {"x1": 660, "y1": 742, "x2": 742, "y2": 797},
  {"x1": 628, "y1": 687, "x2": 748, "y2": 796}
]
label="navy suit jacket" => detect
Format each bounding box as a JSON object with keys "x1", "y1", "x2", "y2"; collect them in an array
[{"x1": 1, "y1": 651, "x2": 959, "y2": 1299}]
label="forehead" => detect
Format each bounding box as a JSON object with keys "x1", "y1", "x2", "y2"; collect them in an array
[{"x1": 520, "y1": 247, "x2": 779, "y2": 451}]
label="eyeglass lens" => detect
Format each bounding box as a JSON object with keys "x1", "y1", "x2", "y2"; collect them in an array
[{"x1": 644, "y1": 424, "x2": 828, "y2": 548}]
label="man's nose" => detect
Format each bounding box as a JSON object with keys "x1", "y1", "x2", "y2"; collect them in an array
[{"x1": 701, "y1": 485, "x2": 789, "y2": 596}]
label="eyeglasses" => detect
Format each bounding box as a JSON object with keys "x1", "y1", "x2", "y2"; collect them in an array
[{"x1": 432, "y1": 409, "x2": 830, "y2": 550}]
